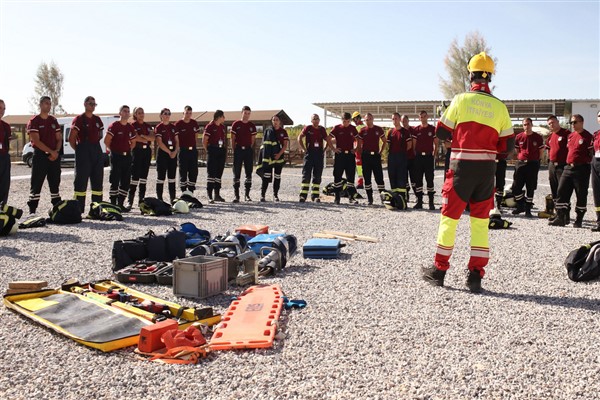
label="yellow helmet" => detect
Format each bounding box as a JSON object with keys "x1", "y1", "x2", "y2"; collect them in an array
[
  {"x1": 351, "y1": 111, "x2": 361, "y2": 119},
  {"x1": 467, "y1": 52, "x2": 495, "y2": 75}
]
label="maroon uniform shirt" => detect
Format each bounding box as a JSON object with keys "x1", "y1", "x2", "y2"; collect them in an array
[
  {"x1": 301, "y1": 125, "x2": 327, "y2": 150},
  {"x1": 231, "y1": 120, "x2": 256, "y2": 148},
  {"x1": 329, "y1": 124, "x2": 357, "y2": 152},
  {"x1": 132, "y1": 121, "x2": 153, "y2": 149},
  {"x1": 175, "y1": 119, "x2": 200, "y2": 148},
  {"x1": 413, "y1": 124, "x2": 436, "y2": 154},
  {"x1": 359, "y1": 125, "x2": 385, "y2": 153},
  {"x1": 107, "y1": 121, "x2": 136, "y2": 153},
  {"x1": 274, "y1": 127, "x2": 289, "y2": 146},
  {"x1": 387, "y1": 127, "x2": 411, "y2": 154},
  {"x1": 204, "y1": 122, "x2": 226, "y2": 147},
  {"x1": 515, "y1": 132, "x2": 544, "y2": 161},
  {"x1": 155, "y1": 122, "x2": 178, "y2": 150},
  {"x1": 566, "y1": 130, "x2": 593, "y2": 164},
  {"x1": 546, "y1": 128, "x2": 570, "y2": 163},
  {"x1": 27, "y1": 115, "x2": 60, "y2": 150},
  {"x1": 0, "y1": 120, "x2": 11, "y2": 154},
  {"x1": 72, "y1": 114, "x2": 103, "y2": 144}
]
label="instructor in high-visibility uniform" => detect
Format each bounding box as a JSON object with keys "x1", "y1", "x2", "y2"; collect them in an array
[{"x1": 422, "y1": 52, "x2": 514, "y2": 293}]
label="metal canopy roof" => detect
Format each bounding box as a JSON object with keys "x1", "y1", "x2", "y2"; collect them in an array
[{"x1": 313, "y1": 99, "x2": 569, "y2": 122}]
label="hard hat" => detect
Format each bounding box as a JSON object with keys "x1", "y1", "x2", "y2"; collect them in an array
[
  {"x1": 182, "y1": 190, "x2": 193, "y2": 197},
  {"x1": 380, "y1": 190, "x2": 397, "y2": 211},
  {"x1": 504, "y1": 196, "x2": 517, "y2": 208},
  {"x1": 351, "y1": 111, "x2": 361, "y2": 119},
  {"x1": 173, "y1": 200, "x2": 190, "y2": 214},
  {"x1": 9, "y1": 223, "x2": 18, "y2": 235},
  {"x1": 467, "y1": 52, "x2": 495, "y2": 75}
]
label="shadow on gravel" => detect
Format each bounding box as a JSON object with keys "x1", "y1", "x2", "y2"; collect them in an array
[
  {"x1": 483, "y1": 290, "x2": 600, "y2": 313},
  {"x1": 0, "y1": 247, "x2": 32, "y2": 260},
  {"x1": 16, "y1": 230, "x2": 88, "y2": 243},
  {"x1": 122, "y1": 216, "x2": 188, "y2": 225},
  {"x1": 278, "y1": 263, "x2": 322, "y2": 277}
]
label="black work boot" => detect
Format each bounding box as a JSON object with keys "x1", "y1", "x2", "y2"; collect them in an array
[
  {"x1": 414, "y1": 194, "x2": 423, "y2": 209},
  {"x1": 366, "y1": 190, "x2": 374, "y2": 205},
  {"x1": 495, "y1": 193, "x2": 503, "y2": 211},
  {"x1": 428, "y1": 193, "x2": 435, "y2": 210},
  {"x1": 591, "y1": 212, "x2": 600, "y2": 232},
  {"x1": 573, "y1": 210, "x2": 585, "y2": 228},
  {"x1": 422, "y1": 265, "x2": 446, "y2": 287},
  {"x1": 512, "y1": 198, "x2": 526, "y2": 215},
  {"x1": 334, "y1": 193, "x2": 341, "y2": 205},
  {"x1": 110, "y1": 196, "x2": 117, "y2": 206},
  {"x1": 525, "y1": 202, "x2": 533, "y2": 218},
  {"x1": 549, "y1": 209, "x2": 567, "y2": 227},
  {"x1": 405, "y1": 188, "x2": 410, "y2": 203},
  {"x1": 233, "y1": 187, "x2": 240, "y2": 203},
  {"x1": 566, "y1": 206, "x2": 571, "y2": 225},
  {"x1": 214, "y1": 188, "x2": 225, "y2": 202},
  {"x1": 466, "y1": 270, "x2": 483, "y2": 293}
]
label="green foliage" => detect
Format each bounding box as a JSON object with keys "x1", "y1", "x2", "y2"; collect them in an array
[
  {"x1": 439, "y1": 31, "x2": 497, "y2": 98},
  {"x1": 29, "y1": 61, "x2": 66, "y2": 115}
]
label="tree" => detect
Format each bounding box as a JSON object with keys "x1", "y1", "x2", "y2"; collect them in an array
[
  {"x1": 439, "y1": 31, "x2": 497, "y2": 99},
  {"x1": 29, "y1": 61, "x2": 66, "y2": 115}
]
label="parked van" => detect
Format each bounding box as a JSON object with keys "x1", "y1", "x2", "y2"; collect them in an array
[{"x1": 22, "y1": 115, "x2": 120, "y2": 167}]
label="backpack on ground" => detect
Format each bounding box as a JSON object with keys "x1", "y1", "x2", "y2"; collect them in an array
[
  {"x1": 18, "y1": 216, "x2": 46, "y2": 229},
  {"x1": 48, "y1": 200, "x2": 82, "y2": 224},
  {"x1": 565, "y1": 240, "x2": 600, "y2": 282},
  {"x1": 140, "y1": 197, "x2": 173, "y2": 216},
  {"x1": 88, "y1": 201, "x2": 123, "y2": 221},
  {"x1": 174, "y1": 193, "x2": 203, "y2": 209},
  {"x1": 0, "y1": 213, "x2": 17, "y2": 236}
]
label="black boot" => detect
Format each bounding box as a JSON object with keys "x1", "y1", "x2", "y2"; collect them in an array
[
  {"x1": 128, "y1": 185, "x2": 136, "y2": 208},
  {"x1": 549, "y1": 209, "x2": 567, "y2": 226},
  {"x1": 525, "y1": 202, "x2": 533, "y2": 218},
  {"x1": 110, "y1": 196, "x2": 118, "y2": 206},
  {"x1": 592, "y1": 212, "x2": 600, "y2": 232},
  {"x1": 566, "y1": 206, "x2": 571, "y2": 225},
  {"x1": 244, "y1": 186, "x2": 252, "y2": 202},
  {"x1": 233, "y1": 186, "x2": 240, "y2": 203},
  {"x1": 422, "y1": 265, "x2": 446, "y2": 287},
  {"x1": 207, "y1": 185, "x2": 214, "y2": 204},
  {"x1": 573, "y1": 210, "x2": 585, "y2": 228},
  {"x1": 405, "y1": 187, "x2": 410, "y2": 203},
  {"x1": 366, "y1": 190, "x2": 374, "y2": 205},
  {"x1": 413, "y1": 194, "x2": 423, "y2": 209},
  {"x1": 466, "y1": 270, "x2": 483, "y2": 293},
  {"x1": 428, "y1": 193, "x2": 435, "y2": 210},
  {"x1": 495, "y1": 193, "x2": 503, "y2": 212},
  {"x1": 334, "y1": 192, "x2": 341, "y2": 205},
  {"x1": 214, "y1": 188, "x2": 225, "y2": 202},
  {"x1": 512, "y1": 198, "x2": 525, "y2": 215},
  {"x1": 138, "y1": 184, "x2": 146, "y2": 206}
]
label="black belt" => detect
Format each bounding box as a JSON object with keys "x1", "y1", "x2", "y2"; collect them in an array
[
  {"x1": 419, "y1": 152, "x2": 432, "y2": 156},
  {"x1": 138, "y1": 145, "x2": 148, "y2": 149},
  {"x1": 183, "y1": 146, "x2": 196, "y2": 151},
  {"x1": 236, "y1": 146, "x2": 249, "y2": 150},
  {"x1": 115, "y1": 151, "x2": 130, "y2": 156},
  {"x1": 342, "y1": 150, "x2": 352, "y2": 154},
  {"x1": 551, "y1": 161, "x2": 566, "y2": 167},
  {"x1": 569, "y1": 163, "x2": 588, "y2": 167}
]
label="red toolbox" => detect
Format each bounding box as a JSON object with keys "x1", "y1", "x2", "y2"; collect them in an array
[
  {"x1": 235, "y1": 224, "x2": 268, "y2": 238},
  {"x1": 138, "y1": 319, "x2": 178, "y2": 353}
]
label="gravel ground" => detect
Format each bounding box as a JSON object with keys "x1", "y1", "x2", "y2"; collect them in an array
[{"x1": 2, "y1": 162, "x2": 600, "y2": 400}]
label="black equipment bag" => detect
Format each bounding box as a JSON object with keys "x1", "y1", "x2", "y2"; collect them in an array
[
  {"x1": 48, "y1": 200, "x2": 82, "y2": 224},
  {"x1": 140, "y1": 197, "x2": 172, "y2": 216},
  {"x1": 112, "y1": 239, "x2": 149, "y2": 271},
  {"x1": 88, "y1": 201, "x2": 123, "y2": 221},
  {"x1": 565, "y1": 240, "x2": 600, "y2": 282}
]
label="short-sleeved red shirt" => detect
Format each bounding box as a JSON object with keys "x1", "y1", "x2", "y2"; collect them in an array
[
  {"x1": 412, "y1": 124, "x2": 436, "y2": 154},
  {"x1": 329, "y1": 124, "x2": 357, "y2": 152},
  {"x1": 155, "y1": 122, "x2": 178, "y2": 150},
  {"x1": 132, "y1": 121, "x2": 153, "y2": 149},
  {"x1": 566, "y1": 130, "x2": 593, "y2": 164},
  {"x1": 387, "y1": 127, "x2": 411, "y2": 154},
  {"x1": 301, "y1": 125, "x2": 327, "y2": 150},
  {"x1": 358, "y1": 125, "x2": 385, "y2": 153},
  {"x1": 515, "y1": 132, "x2": 544, "y2": 161},
  {"x1": 71, "y1": 114, "x2": 104, "y2": 144},
  {"x1": 0, "y1": 120, "x2": 11, "y2": 154},
  {"x1": 175, "y1": 119, "x2": 199, "y2": 148},
  {"x1": 27, "y1": 115, "x2": 60, "y2": 150},
  {"x1": 204, "y1": 122, "x2": 226, "y2": 147},
  {"x1": 546, "y1": 128, "x2": 570, "y2": 163},
  {"x1": 231, "y1": 120, "x2": 257, "y2": 148},
  {"x1": 107, "y1": 121, "x2": 136, "y2": 153}
]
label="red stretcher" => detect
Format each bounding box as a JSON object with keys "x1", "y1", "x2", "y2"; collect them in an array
[{"x1": 209, "y1": 284, "x2": 283, "y2": 350}]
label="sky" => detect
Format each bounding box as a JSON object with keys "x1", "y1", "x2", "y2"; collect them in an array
[{"x1": 0, "y1": 0, "x2": 599, "y2": 127}]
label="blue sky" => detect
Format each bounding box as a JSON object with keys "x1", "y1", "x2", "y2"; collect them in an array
[{"x1": 0, "y1": 1, "x2": 598, "y2": 126}]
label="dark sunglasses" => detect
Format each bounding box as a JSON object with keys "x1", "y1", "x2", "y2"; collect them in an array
[
  {"x1": 569, "y1": 120, "x2": 580, "y2": 125},
  {"x1": 162, "y1": 112, "x2": 171, "y2": 116}
]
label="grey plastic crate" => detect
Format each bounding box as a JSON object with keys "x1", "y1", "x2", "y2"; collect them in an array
[{"x1": 173, "y1": 255, "x2": 228, "y2": 299}]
